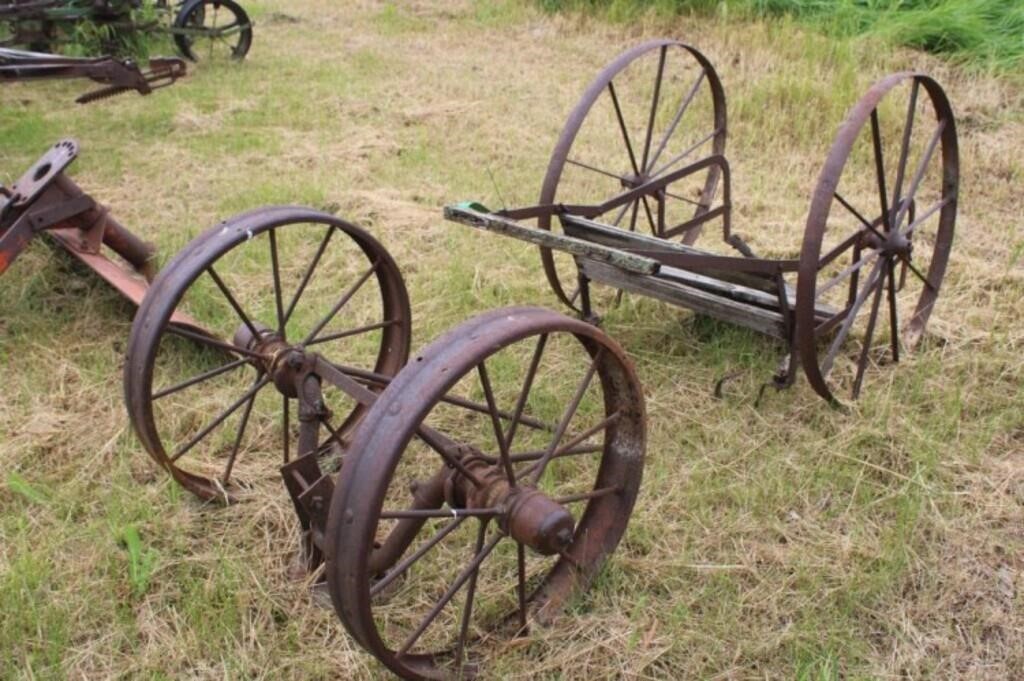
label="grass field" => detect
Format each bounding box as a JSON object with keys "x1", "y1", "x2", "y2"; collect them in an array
[
  {"x1": 539, "y1": 0, "x2": 1024, "y2": 70},
  {"x1": 1, "y1": 0, "x2": 1022, "y2": 678}
]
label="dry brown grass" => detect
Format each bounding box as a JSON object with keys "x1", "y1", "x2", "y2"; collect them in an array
[{"x1": 1, "y1": 0, "x2": 1022, "y2": 679}]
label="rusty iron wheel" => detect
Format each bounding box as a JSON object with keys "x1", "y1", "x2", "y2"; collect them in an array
[
  {"x1": 124, "y1": 206, "x2": 411, "y2": 502},
  {"x1": 326, "y1": 306, "x2": 645, "y2": 680},
  {"x1": 538, "y1": 38, "x2": 727, "y2": 315},
  {"x1": 796, "y1": 74, "x2": 958, "y2": 403}
]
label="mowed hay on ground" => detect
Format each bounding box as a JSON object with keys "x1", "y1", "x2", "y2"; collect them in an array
[{"x1": 1, "y1": 0, "x2": 1022, "y2": 678}]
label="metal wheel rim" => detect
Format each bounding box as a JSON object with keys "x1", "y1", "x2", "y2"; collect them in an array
[
  {"x1": 795, "y1": 73, "x2": 958, "y2": 403},
  {"x1": 124, "y1": 205, "x2": 411, "y2": 501},
  {"x1": 326, "y1": 306, "x2": 645, "y2": 680},
  {"x1": 538, "y1": 38, "x2": 728, "y2": 314}
]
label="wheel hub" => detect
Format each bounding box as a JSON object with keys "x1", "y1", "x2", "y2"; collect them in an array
[
  {"x1": 451, "y1": 456, "x2": 575, "y2": 556},
  {"x1": 233, "y1": 322, "x2": 307, "y2": 397},
  {"x1": 882, "y1": 229, "x2": 912, "y2": 258},
  {"x1": 621, "y1": 173, "x2": 643, "y2": 189}
]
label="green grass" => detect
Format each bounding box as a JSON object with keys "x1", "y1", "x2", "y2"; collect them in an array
[{"x1": 539, "y1": 0, "x2": 1024, "y2": 69}]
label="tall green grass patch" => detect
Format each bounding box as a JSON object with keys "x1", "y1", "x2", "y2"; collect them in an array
[{"x1": 538, "y1": 0, "x2": 1024, "y2": 69}]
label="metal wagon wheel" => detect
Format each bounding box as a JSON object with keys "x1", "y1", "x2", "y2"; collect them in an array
[
  {"x1": 538, "y1": 38, "x2": 727, "y2": 315},
  {"x1": 326, "y1": 306, "x2": 645, "y2": 680},
  {"x1": 124, "y1": 206, "x2": 411, "y2": 502},
  {"x1": 172, "y1": 0, "x2": 251, "y2": 62},
  {"x1": 795, "y1": 74, "x2": 958, "y2": 403}
]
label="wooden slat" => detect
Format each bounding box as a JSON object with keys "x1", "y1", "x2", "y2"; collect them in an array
[
  {"x1": 579, "y1": 259, "x2": 788, "y2": 339},
  {"x1": 657, "y1": 263, "x2": 793, "y2": 310},
  {"x1": 564, "y1": 214, "x2": 836, "y2": 319},
  {"x1": 561, "y1": 214, "x2": 780, "y2": 290},
  {"x1": 444, "y1": 205, "x2": 659, "y2": 276},
  {"x1": 562, "y1": 213, "x2": 712, "y2": 255}
]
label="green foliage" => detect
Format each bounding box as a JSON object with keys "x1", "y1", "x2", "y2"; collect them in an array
[
  {"x1": 537, "y1": 0, "x2": 1024, "y2": 69},
  {"x1": 118, "y1": 524, "x2": 159, "y2": 598},
  {"x1": 1, "y1": 0, "x2": 161, "y2": 58},
  {"x1": 5, "y1": 472, "x2": 50, "y2": 505}
]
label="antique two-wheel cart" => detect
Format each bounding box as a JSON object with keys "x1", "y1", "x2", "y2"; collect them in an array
[
  {"x1": 0, "y1": 0, "x2": 252, "y2": 62},
  {"x1": 447, "y1": 39, "x2": 959, "y2": 404},
  {"x1": 119, "y1": 40, "x2": 958, "y2": 680}
]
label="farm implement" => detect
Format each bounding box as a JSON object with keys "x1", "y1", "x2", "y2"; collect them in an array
[
  {"x1": 1, "y1": 47, "x2": 185, "y2": 101},
  {"x1": 0, "y1": 140, "x2": 206, "y2": 333},
  {"x1": 115, "y1": 40, "x2": 958, "y2": 679},
  {"x1": 0, "y1": 0, "x2": 252, "y2": 62},
  {"x1": 446, "y1": 39, "x2": 958, "y2": 404}
]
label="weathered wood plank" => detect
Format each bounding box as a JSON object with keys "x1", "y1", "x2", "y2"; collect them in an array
[
  {"x1": 579, "y1": 259, "x2": 788, "y2": 339},
  {"x1": 656, "y1": 263, "x2": 794, "y2": 310},
  {"x1": 562, "y1": 214, "x2": 836, "y2": 318},
  {"x1": 561, "y1": 214, "x2": 783, "y2": 290},
  {"x1": 561, "y1": 213, "x2": 713, "y2": 255},
  {"x1": 444, "y1": 205, "x2": 659, "y2": 276}
]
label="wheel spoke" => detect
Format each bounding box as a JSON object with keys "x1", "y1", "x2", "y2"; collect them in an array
[
  {"x1": 817, "y1": 216, "x2": 870, "y2": 270},
  {"x1": 454, "y1": 521, "x2": 488, "y2": 671},
  {"x1": 503, "y1": 334, "x2": 548, "y2": 450},
  {"x1": 302, "y1": 260, "x2": 379, "y2": 344},
  {"x1": 886, "y1": 258, "x2": 900, "y2": 363},
  {"x1": 282, "y1": 395, "x2": 290, "y2": 463},
  {"x1": 897, "y1": 254, "x2": 937, "y2": 291},
  {"x1": 646, "y1": 69, "x2": 705, "y2": 174},
  {"x1": 516, "y1": 541, "x2": 527, "y2": 633},
  {"x1": 207, "y1": 265, "x2": 260, "y2": 340},
  {"x1": 640, "y1": 45, "x2": 667, "y2": 174},
  {"x1": 527, "y1": 349, "x2": 603, "y2": 485},
  {"x1": 370, "y1": 516, "x2": 468, "y2": 597},
  {"x1": 305, "y1": 319, "x2": 400, "y2": 347},
  {"x1": 208, "y1": 5, "x2": 217, "y2": 60},
  {"x1": 284, "y1": 225, "x2": 334, "y2": 325},
  {"x1": 820, "y1": 259, "x2": 885, "y2": 377},
  {"x1": 315, "y1": 416, "x2": 347, "y2": 461},
  {"x1": 627, "y1": 196, "x2": 640, "y2": 232},
  {"x1": 330, "y1": 362, "x2": 555, "y2": 432},
  {"x1": 833, "y1": 191, "x2": 882, "y2": 238},
  {"x1": 816, "y1": 248, "x2": 880, "y2": 299},
  {"x1": 553, "y1": 484, "x2": 622, "y2": 505},
  {"x1": 221, "y1": 377, "x2": 260, "y2": 485},
  {"x1": 396, "y1": 530, "x2": 503, "y2": 657},
  {"x1": 152, "y1": 356, "x2": 249, "y2": 400},
  {"x1": 414, "y1": 432, "x2": 486, "y2": 489},
  {"x1": 640, "y1": 195, "x2": 658, "y2": 235},
  {"x1": 891, "y1": 80, "x2": 919, "y2": 212},
  {"x1": 870, "y1": 109, "x2": 891, "y2": 231},
  {"x1": 477, "y1": 361, "x2": 516, "y2": 485},
  {"x1": 171, "y1": 375, "x2": 270, "y2": 462},
  {"x1": 517, "y1": 410, "x2": 618, "y2": 478},
  {"x1": 268, "y1": 228, "x2": 285, "y2": 336},
  {"x1": 892, "y1": 120, "x2": 946, "y2": 231},
  {"x1": 649, "y1": 128, "x2": 719, "y2": 179},
  {"x1": 508, "y1": 444, "x2": 602, "y2": 466},
  {"x1": 166, "y1": 326, "x2": 263, "y2": 360},
  {"x1": 852, "y1": 262, "x2": 888, "y2": 399},
  {"x1": 607, "y1": 81, "x2": 641, "y2": 176},
  {"x1": 901, "y1": 195, "x2": 952, "y2": 238},
  {"x1": 565, "y1": 158, "x2": 627, "y2": 183}
]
